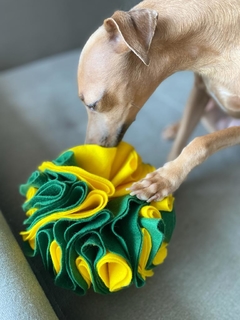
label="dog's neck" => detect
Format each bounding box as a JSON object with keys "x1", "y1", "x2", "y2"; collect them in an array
[{"x1": 136, "y1": 0, "x2": 239, "y2": 82}]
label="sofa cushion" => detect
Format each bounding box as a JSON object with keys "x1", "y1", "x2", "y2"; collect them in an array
[{"x1": 0, "y1": 49, "x2": 240, "y2": 320}]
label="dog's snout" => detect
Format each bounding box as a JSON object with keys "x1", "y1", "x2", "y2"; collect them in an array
[
  {"x1": 115, "y1": 123, "x2": 130, "y2": 144},
  {"x1": 85, "y1": 123, "x2": 130, "y2": 147},
  {"x1": 85, "y1": 133, "x2": 114, "y2": 147}
]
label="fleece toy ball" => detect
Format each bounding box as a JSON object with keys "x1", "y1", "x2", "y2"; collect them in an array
[{"x1": 20, "y1": 141, "x2": 176, "y2": 295}]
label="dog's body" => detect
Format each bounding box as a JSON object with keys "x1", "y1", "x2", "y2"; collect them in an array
[{"x1": 78, "y1": 0, "x2": 240, "y2": 202}]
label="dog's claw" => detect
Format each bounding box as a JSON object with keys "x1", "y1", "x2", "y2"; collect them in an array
[
  {"x1": 129, "y1": 191, "x2": 137, "y2": 196},
  {"x1": 147, "y1": 194, "x2": 161, "y2": 203}
]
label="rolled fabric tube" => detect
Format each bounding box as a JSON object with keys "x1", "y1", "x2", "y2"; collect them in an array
[
  {"x1": 97, "y1": 252, "x2": 132, "y2": 292},
  {"x1": 20, "y1": 141, "x2": 176, "y2": 295}
]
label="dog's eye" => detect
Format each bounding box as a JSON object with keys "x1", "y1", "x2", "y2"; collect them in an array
[{"x1": 86, "y1": 102, "x2": 97, "y2": 111}]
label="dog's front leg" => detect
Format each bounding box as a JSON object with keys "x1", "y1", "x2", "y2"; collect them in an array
[
  {"x1": 167, "y1": 74, "x2": 210, "y2": 161},
  {"x1": 130, "y1": 126, "x2": 240, "y2": 202}
]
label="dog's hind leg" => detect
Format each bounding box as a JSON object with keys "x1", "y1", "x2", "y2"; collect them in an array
[
  {"x1": 201, "y1": 99, "x2": 240, "y2": 132},
  {"x1": 162, "y1": 121, "x2": 181, "y2": 140},
  {"x1": 167, "y1": 73, "x2": 210, "y2": 161}
]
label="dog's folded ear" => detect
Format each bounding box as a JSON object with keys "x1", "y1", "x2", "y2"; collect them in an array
[{"x1": 104, "y1": 9, "x2": 158, "y2": 66}]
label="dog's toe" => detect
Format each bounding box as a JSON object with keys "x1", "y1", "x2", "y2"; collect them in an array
[
  {"x1": 129, "y1": 162, "x2": 184, "y2": 202},
  {"x1": 129, "y1": 170, "x2": 172, "y2": 202}
]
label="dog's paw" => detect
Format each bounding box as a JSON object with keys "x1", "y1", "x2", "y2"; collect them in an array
[{"x1": 129, "y1": 163, "x2": 182, "y2": 202}]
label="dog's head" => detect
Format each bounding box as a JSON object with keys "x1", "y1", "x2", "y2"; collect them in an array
[{"x1": 78, "y1": 9, "x2": 158, "y2": 146}]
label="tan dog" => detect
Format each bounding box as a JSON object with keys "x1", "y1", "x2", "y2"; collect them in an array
[{"x1": 77, "y1": 0, "x2": 240, "y2": 202}]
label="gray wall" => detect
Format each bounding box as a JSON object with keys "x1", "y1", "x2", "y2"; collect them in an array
[{"x1": 0, "y1": 0, "x2": 138, "y2": 71}]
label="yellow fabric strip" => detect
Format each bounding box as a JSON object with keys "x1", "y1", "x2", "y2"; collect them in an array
[
  {"x1": 109, "y1": 143, "x2": 155, "y2": 192},
  {"x1": 50, "y1": 240, "x2": 62, "y2": 274},
  {"x1": 26, "y1": 207, "x2": 38, "y2": 217},
  {"x1": 139, "y1": 205, "x2": 161, "y2": 219},
  {"x1": 138, "y1": 228, "x2": 154, "y2": 280},
  {"x1": 25, "y1": 186, "x2": 38, "y2": 202},
  {"x1": 68, "y1": 144, "x2": 118, "y2": 180},
  {"x1": 152, "y1": 242, "x2": 168, "y2": 265},
  {"x1": 75, "y1": 256, "x2": 92, "y2": 288},
  {"x1": 97, "y1": 252, "x2": 132, "y2": 292},
  {"x1": 20, "y1": 189, "x2": 108, "y2": 245},
  {"x1": 28, "y1": 237, "x2": 35, "y2": 250},
  {"x1": 151, "y1": 195, "x2": 175, "y2": 212},
  {"x1": 39, "y1": 162, "x2": 115, "y2": 197},
  {"x1": 51, "y1": 142, "x2": 156, "y2": 198}
]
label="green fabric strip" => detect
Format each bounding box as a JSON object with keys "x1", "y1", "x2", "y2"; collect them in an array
[
  {"x1": 161, "y1": 209, "x2": 176, "y2": 243},
  {"x1": 139, "y1": 217, "x2": 164, "y2": 270},
  {"x1": 24, "y1": 180, "x2": 88, "y2": 227}
]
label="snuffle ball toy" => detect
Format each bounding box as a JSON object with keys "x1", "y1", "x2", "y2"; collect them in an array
[{"x1": 20, "y1": 142, "x2": 176, "y2": 295}]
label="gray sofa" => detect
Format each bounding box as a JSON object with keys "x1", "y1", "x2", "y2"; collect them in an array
[{"x1": 1, "y1": 1, "x2": 240, "y2": 319}]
